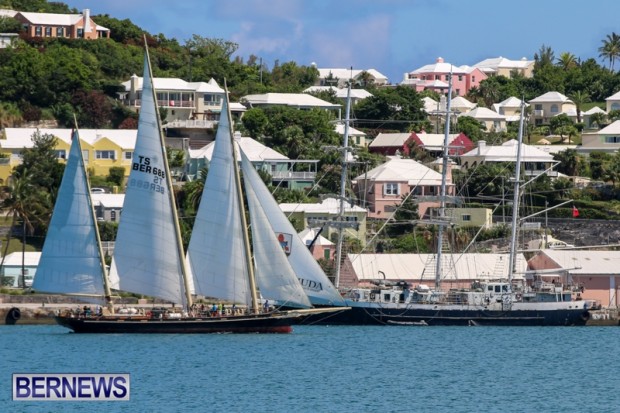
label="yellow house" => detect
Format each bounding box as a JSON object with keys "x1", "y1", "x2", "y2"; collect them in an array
[{"x1": 0, "y1": 128, "x2": 138, "y2": 183}]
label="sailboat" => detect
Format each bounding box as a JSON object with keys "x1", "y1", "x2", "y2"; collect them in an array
[
  {"x1": 52, "y1": 46, "x2": 341, "y2": 333},
  {"x1": 32, "y1": 125, "x2": 117, "y2": 305},
  {"x1": 300, "y1": 77, "x2": 596, "y2": 326}
]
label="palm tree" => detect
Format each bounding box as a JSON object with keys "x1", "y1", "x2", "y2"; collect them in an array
[
  {"x1": 589, "y1": 112, "x2": 607, "y2": 129},
  {"x1": 569, "y1": 91, "x2": 590, "y2": 123},
  {"x1": 534, "y1": 44, "x2": 555, "y2": 70},
  {"x1": 0, "y1": 171, "x2": 46, "y2": 287},
  {"x1": 557, "y1": 52, "x2": 578, "y2": 70},
  {"x1": 598, "y1": 32, "x2": 620, "y2": 71}
]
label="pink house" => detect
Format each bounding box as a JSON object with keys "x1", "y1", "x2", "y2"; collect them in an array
[
  {"x1": 353, "y1": 158, "x2": 454, "y2": 219},
  {"x1": 401, "y1": 57, "x2": 487, "y2": 97}
]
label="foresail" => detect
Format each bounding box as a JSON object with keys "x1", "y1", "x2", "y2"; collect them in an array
[
  {"x1": 241, "y1": 152, "x2": 312, "y2": 309},
  {"x1": 111, "y1": 53, "x2": 186, "y2": 306},
  {"x1": 186, "y1": 98, "x2": 251, "y2": 306},
  {"x1": 33, "y1": 131, "x2": 106, "y2": 296},
  {"x1": 240, "y1": 152, "x2": 345, "y2": 306}
]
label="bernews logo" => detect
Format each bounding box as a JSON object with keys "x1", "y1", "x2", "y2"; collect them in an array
[{"x1": 12, "y1": 373, "x2": 130, "y2": 401}]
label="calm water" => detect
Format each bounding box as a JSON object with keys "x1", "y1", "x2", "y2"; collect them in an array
[{"x1": 1, "y1": 324, "x2": 618, "y2": 413}]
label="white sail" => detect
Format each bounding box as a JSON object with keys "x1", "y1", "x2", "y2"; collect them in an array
[
  {"x1": 33, "y1": 131, "x2": 107, "y2": 296},
  {"x1": 240, "y1": 152, "x2": 345, "y2": 306},
  {"x1": 241, "y1": 152, "x2": 312, "y2": 309},
  {"x1": 111, "y1": 53, "x2": 186, "y2": 306},
  {"x1": 186, "y1": 98, "x2": 251, "y2": 306}
]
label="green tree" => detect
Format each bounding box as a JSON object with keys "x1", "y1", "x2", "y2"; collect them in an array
[
  {"x1": 549, "y1": 114, "x2": 573, "y2": 143},
  {"x1": 589, "y1": 111, "x2": 607, "y2": 129},
  {"x1": 588, "y1": 152, "x2": 612, "y2": 180},
  {"x1": 557, "y1": 52, "x2": 578, "y2": 70},
  {"x1": 568, "y1": 90, "x2": 589, "y2": 123},
  {"x1": 456, "y1": 116, "x2": 485, "y2": 142},
  {"x1": 13, "y1": 131, "x2": 65, "y2": 195},
  {"x1": 553, "y1": 148, "x2": 582, "y2": 176},
  {"x1": 599, "y1": 32, "x2": 620, "y2": 71},
  {"x1": 354, "y1": 86, "x2": 428, "y2": 132},
  {"x1": 106, "y1": 166, "x2": 126, "y2": 187}
]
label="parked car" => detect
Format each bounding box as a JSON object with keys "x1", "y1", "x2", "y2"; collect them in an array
[{"x1": 91, "y1": 188, "x2": 106, "y2": 194}]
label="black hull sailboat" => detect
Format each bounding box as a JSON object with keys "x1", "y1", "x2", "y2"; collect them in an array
[{"x1": 55, "y1": 313, "x2": 303, "y2": 334}]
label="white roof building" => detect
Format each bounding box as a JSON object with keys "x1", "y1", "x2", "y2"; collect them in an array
[
  {"x1": 450, "y1": 96, "x2": 477, "y2": 113},
  {"x1": 316, "y1": 68, "x2": 389, "y2": 86},
  {"x1": 279, "y1": 197, "x2": 367, "y2": 215},
  {"x1": 346, "y1": 253, "x2": 527, "y2": 282},
  {"x1": 241, "y1": 93, "x2": 341, "y2": 111},
  {"x1": 354, "y1": 157, "x2": 443, "y2": 186},
  {"x1": 189, "y1": 132, "x2": 287, "y2": 162},
  {"x1": 304, "y1": 86, "x2": 373, "y2": 100},
  {"x1": 91, "y1": 193, "x2": 125, "y2": 209},
  {"x1": 2, "y1": 128, "x2": 137, "y2": 150},
  {"x1": 472, "y1": 56, "x2": 534, "y2": 77}
]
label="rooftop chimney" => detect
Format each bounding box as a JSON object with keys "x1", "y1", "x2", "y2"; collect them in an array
[
  {"x1": 83, "y1": 9, "x2": 91, "y2": 33},
  {"x1": 477, "y1": 140, "x2": 486, "y2": 154}
]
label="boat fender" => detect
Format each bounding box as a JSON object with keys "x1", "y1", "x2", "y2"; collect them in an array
[
  {"x1": 370, "y1": 293, "x2": 376, "y2": 300},
  {"x1": 515, "y1": 293, "x2": 522, "y2": 301},
  {"x1": 5, "y1": 307, "x2": 21, "y2": 325},
  {"x1": 146, "y1": 311, "x2": 152, "y2": 318}
]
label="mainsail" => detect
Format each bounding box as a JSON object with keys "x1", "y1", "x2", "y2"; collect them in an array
[
  {"x1": 240, "y1": 152, "x2": 345, "y2": 307},
  {"x1": 187, "y1": 96, "x2": 313, "y2": 309},
  {"x1": 110, "y1": 52, "x2": 187, "y2": 307},
  {"x1": 186, "y1": 97, "x2": 251, "y2": 306},
  {"x1": 33, "y1": 130, "x2": 114, "y2": 296}
]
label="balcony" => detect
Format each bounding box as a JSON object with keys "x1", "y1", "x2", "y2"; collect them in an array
[
  {"x1": 533, "y1": 110, "x2": 544, "y2": 117},
  {"x1": 163, "y1": 119, "x2": 217, "y2": 129},
  {"x1": 271, "y1": 171, "x2": 317, "y2": 181}
]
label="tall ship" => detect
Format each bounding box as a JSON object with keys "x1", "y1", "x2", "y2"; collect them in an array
[
  {"x1": 34, "y1": 44, "x2": 343, "y2": 334},
  {"x1": 296, "y1": 78, "x2": 595, "y2": 326}
]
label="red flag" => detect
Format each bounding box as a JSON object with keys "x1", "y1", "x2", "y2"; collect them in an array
[{"x1": 572, "y1": 206, "x2": 579, "y2": 218}]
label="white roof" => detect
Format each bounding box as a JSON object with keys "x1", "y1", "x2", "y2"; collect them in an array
[
  {"x1": 409, "y1": 57, "x2": 473, "y2": 75},
  {"x1": 2, "y1": 128, "x2": 137, "y2": 149},
  {"x1": 298, "y1": 228, "x2": 334, "y2": 246},
  {"x1": 597, "y1": 120, "x2": 620, "y2": 135},
  {"x1": 605, "y1": 91, "x2": 620, "y2": 101},
  {"x1": 534, "y1": 250, "x2": 620, "y2": 276},
  {"x1": 529, "y1": 91, "x2": 572, "y2": 103},
  {"x1": 415, "y1": 133, "x2": 461, "y2": 149},
  {"x1": 335, "y1": 123, "x2": 365, "y2": 137},
  {"x1": 348, "y1": 253, "x2": 527, "y2": 281},
  {"x1": 2, "y1": 251, "x2": 41, "y2": 266},
  {"x1": 583, "y1": 106, "x2": 606, "y2": 115},
  {"x1": 422, "y1": 97, "x2": 438, "y2": 113},
  {"x1": 317, "y1": 68, "x2": 388, "y2": 82},
  {"x1": 461, "y1": 107, "x2": 506, "y2": 120},
  {"x1": 451, "y1": 96, "x2": 476, "y2": 110},
  {"x1": 303, "y1": 86, "x2": 373, "y2": 100},
  {"x1": 369, "y1": 132, "x2": 411, "y2": 147},
  {"x1": 189, "y1": 134, "x2": 288, "y2": 161},
  {"x1": 19, "y1": 11, "x2": 81, "y2": 26},
  {"x1": 122, "y1": 76, "x2": 224, "y2": 93},
  {"x1": 531, "y1": 145, "x2": 577, "y2": 155},
  {"x1": 0, "y1": 9, "x2": 17, "y2": 17},
  {"x1": 461, "y1": 139, "x2": 554, "y2": 162},
  {"x1": 91, "y1": 193, "x2": 125, "y2": 208},
  {"x1": 242, "y1": 93, "x2": 340, "y2": 109},
  {"x1": 494, "y1": 96, "x2": 527, "y2": 109},
  {"x1": 279, "y1": 197, "x2": 366, "y2": 214},
  {"x1": 354, "y1": 158, "x2": 443, "y2": 185},
  {"x1": 472, "y1": 56, "x2": 533, "y2": 71}
]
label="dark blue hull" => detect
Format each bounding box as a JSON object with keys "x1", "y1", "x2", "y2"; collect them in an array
[{"x1": 299, "y1": 305, "x2": 590, "y2": 326}]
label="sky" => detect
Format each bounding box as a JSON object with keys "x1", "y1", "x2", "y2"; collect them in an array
[{"x1": 62, "y1": 0, "x2": 620, "y2": 83}]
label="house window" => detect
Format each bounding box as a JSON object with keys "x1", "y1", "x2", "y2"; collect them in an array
[
  {"x1": 384, "y1": 183, "x2": 400, "y2": 195},
  {"x1": 384, "y1": 205, "x2": 397, "y2": 212},
  {"x1": 95, "y1": 150, "x2": 115, "y2": 160},
  {"x1": 123, "y1": 151, "x2": 133, "y2": 160},
  {"x1": 57, "y1": 27, "x2": 64, "y2": 37},
  {"x1": 204, "y1": 94, "x2": 221, "y2": 106},
  {"x1": 550, "y1": 104, "x2": 559, "y2": 113},
  {"x1": 45, "y1": 27, "x2": 51, "y2": 37},
  {"x1": 435, "y1": 75, "x2": 440, "y2": 80},
  {"x1": 462, "y1": 214, "x2": 471, "y2": 222},
  {"x1": 323, "y1": 249, "x2": 331, "y2": 260},
  {"x1": 456, "y1": 89, "x2": 460, "y2": 95},
  {"x1": 535, "y1": 104, "x2": 542, "y2": 110},
  {"x1": 35, "y1": 26, "x2": 42, "y2": 36},
  {"x1": 458, "y1": 75, "x2": 463, "y2": 81},
  {"x1": 55, "y1": 150, "x2": 66, "y2": 159},
  {"x1": 81, "y1": 150, "x2": 89, "y2": 162},
  {"x1": 110, "y1": 210, "x2": 117, "y2": 222},
  {"x1": 605, "y1": 136, "x2": 620, "y2": 143},
  {"x1": 472, "y1": 76, "x2": 476, "y2": 82},
  {"x1": 77, "y1": 28, "x2": 84, "y2": 38}
]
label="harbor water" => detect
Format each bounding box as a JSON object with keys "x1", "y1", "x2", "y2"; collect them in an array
[{"x1": 1, "y1": 324, "x2": 619, "y2": 413}]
